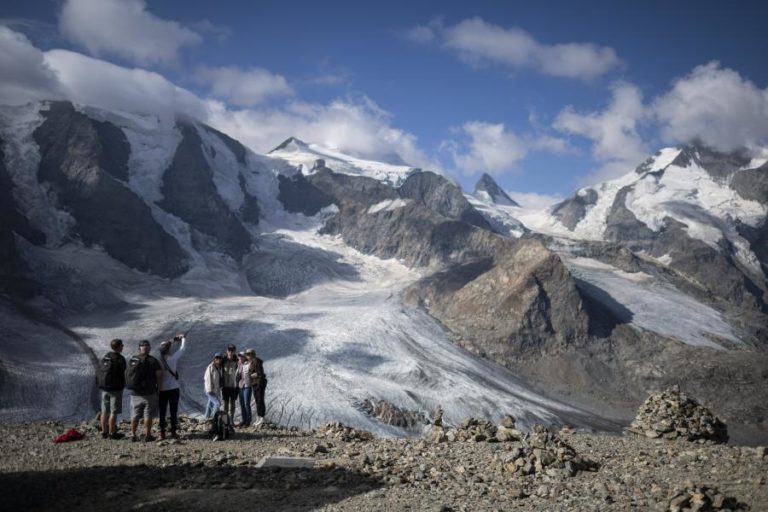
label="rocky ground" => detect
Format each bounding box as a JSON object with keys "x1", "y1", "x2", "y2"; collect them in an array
[{"x1": 0, "y1": 415, "x2": 765, "y2": 512}]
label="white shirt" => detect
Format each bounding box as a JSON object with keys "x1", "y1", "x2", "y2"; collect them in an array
[{"x1": 156, "y1": 337, "x2": 186, "y2": 391}]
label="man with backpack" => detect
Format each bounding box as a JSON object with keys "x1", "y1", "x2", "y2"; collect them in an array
[
  {"x1": 126, "y1": 339, "x2": 162, "y2": 442},
  {"x1": 97, "y1": 338, "x2": 127, "y2": 439},
  {"x1": 157, "y1": 334, "x2": 186, "y2": 440}
]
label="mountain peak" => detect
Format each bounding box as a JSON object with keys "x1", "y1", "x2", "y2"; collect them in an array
[
  {"x1": 269, "y1": 136, "x2": 309, "y2": 153},
  {"x1": 474, "y1": 173, "x2": 519, "y2": 207}
]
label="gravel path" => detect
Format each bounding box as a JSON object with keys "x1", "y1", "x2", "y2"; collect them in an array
[{"x1": 0, "y1": 419, "x2": 765, "y2": 511}]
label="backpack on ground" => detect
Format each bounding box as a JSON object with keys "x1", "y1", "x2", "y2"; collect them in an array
[
  {"x1": 97, "y1": 352, "x2": 124, "y2": 391},
  {"x1": 209, "y1": 409, "x2": 235, "y2": 441},
  {"x1": 125, "y1": 355, "x2": 152, "y2": 391}
]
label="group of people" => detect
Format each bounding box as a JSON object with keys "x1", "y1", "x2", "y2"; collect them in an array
[
  {"x1": 96, "y1": 335, "x2": 267, "y2": 442},
  {"x1": 203, "y1": 344, "x2": 267, "y2": 428}
]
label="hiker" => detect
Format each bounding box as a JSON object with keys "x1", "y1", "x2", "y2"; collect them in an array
[
  {"x1": 157, "y1": 334, "x2": 186, "y2": 440},
  {"x1": 97, "y1": 338, "x2": 127, "y2": 439},
  {"x1": 244, "y1": 348, "x2": 267, "y2": 426},
  {"x1": 126, "y1": 340, "x2": 162, "y2": 442},
  {"x1": 236, "y1": 351, "x2": 252, "y2": 427},
  {"x1": 203, "y1": 353, "x2": 224, "y2": 420},
  {"x1": 221, "y1": 344, "x2": 239, "y2": 423}
]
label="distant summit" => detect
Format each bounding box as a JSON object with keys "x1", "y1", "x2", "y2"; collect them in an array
[
  {"x1": 270, "y1": 136, "x2": 310, "y2": 153},
  {"x1": 473, "y1": 173, "x2": 519, "y2": 207}
]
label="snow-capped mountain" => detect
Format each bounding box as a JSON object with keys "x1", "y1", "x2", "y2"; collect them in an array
[
  {"x1": 269, "y1": 136, "x2": 420, "y2": 187},
  {"x1": 474, "y1": 173, "x2": 519, "y2": 207},
  {"x1": 1, "y1": 100, "x2": 767, "y2": 442}
]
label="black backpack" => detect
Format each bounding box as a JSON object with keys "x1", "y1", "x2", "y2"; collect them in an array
[
  {"x1": 97, "y1": 352, "x2": 125, "y2": 391},
  {"x1": 209, "y1": 410, "x2": 234, "y2": 440},
  {"x1": 125, "y1": 355, "x2": 153, "y2": 392}
]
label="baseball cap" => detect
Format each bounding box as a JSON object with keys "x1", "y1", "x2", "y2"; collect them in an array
[
  {"x1": 139, "y1": 340, "x2": 150, "y2": 347},
  {"x1": 213, "y1": 352, "x2": 224, "y2": 359},
  {"x1": 226, "y1": 344, "x2": 236, "y2": 351}
]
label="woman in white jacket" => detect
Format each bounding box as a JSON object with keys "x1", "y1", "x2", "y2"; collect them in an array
[{"x1": 203, "y1": 353, "x2": 224, "y2": 420}]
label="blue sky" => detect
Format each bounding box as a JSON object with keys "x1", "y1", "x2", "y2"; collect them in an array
[{"x1": 2, "y1": 0, "x2": 768, "y2": 205}]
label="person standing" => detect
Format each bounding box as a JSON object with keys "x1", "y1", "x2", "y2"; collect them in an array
[
  {"x1": 126, "y1": 340, "x2": 162, "y2": 442},
  {"x1": 157, "y1": 334, "x2": 186, "y2": 440},
  {"x1": 203, "y1": 353, "x2": 224, "y2": 420},
  {"x1": 236, "y1": 351, "x2": 252, "y2": 427},
  {"x1": 97, "y1": 338, "x2": 127, "y2": 439},
  {"x1": 244, "y1": 348, "x2": 267, "y2": 426},
  {"x1": 221, "y1": 344, "x2": 239, "y2": 423}
]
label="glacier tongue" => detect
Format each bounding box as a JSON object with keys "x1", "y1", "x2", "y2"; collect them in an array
[{"x1": 51, "y1": 223, "x2": 589, "y2": 435}]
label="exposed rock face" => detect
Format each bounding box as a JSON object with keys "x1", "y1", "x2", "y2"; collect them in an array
[
  {"x1": 278, "y1": 172, "x2": 335, "y2": 216},
  {"x1": 551, "y1": 188, "x2": 598, "y2": 231},
  {"x1": 603, "y1": 187, "x2": 656, "y2": 243},
  {"x1": 628, "y1": 386, "x2": 728, "y2": 443},
  {"x1": 0, "y1": 139, "x2": 45, "y2": 246},
  {"x1": 159, "y1": 122, "x2": 252, "y2": 261},
  {"x1": 731, "y1": 161, "x2": 768, "y2": 204},
  {"x1": 296, "y1": 167, "x2": 505, "y2": 268},
  {"x1": 238, "y1": 174, "x2": 260, "y2": 225},
  {"x1": 474, "y1": 173, "x2": 519, "y2": 206},
  {"x1": 202, "y1": 124, "x2": 248, "y2": 165},
  {"x1": 406, "y1": 238, "x2": 589, "y2": 357},
  {"x1": 399, "y1": 171, "x2": 491, "y2": 230},
  {"x1": 33, "y1": 102, "x2": 188, "y2": 278}
]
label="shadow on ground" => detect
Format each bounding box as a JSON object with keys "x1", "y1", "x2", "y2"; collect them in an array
[{"x1": 0, "y1": 463, "x2": 383, "y2": 511}]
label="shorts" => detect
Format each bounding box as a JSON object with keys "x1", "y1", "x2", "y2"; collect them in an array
[
  {"x1": 222, "y1": 387, "x2": 238, "y2": 401},
  {"x1": 101, "y1": 390, "x2": 123, "y2": 415},
  {"x1": 131, "y1": 393, "x2": 159, "y2": 421}
]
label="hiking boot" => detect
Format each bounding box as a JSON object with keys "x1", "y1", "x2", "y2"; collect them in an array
[
  {"x1": 131, "y1": 435, "x2": 139, "y2": 443},
  {"x1": 101, "y1": 431, "x2": 109, "y2": 439},
  {"x1": 159, "y1": 431, "x2": 166, "y2": 440},
  {"x1": 109, "y1": 432, "x2": 125, "y2": 440},
  {"x1": 144, "y1": 434, "x2": 157, "y2": 442},
  {"x1": 169, "y1": 431, "x2": 180, "y2": 439}
]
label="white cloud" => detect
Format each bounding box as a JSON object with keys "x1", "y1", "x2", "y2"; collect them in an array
[
  {"x1": 44, "y1": 49, "x2": 207, "y2": 121},
  {"x1": 554, "y1": 82, "x2": 649, "y2": 183},
  {"x1": 411, "y1": 17, "x2": 620, "y2": 80},
  {"x1": 58, "y1": 0, "x2": 201, "y2": 66},
  {"x1": 444, "y1": 121, "x2": 569, "y2": 175},
  {"x1": 446, "y1": 122, "x2": 529, "y2": 175},
  {"x1": 507, "y1": 190, "x2": 564, "y2": 209},
  {"x1": 653, "y1": 61, "x2": 768, "y2": 151},
  {"x1": 0, "y1": 25, "x2": 64, "y2": 104},
  {"x1": 195, "y1": 66, "x2": 293, "y2": 107},
  {"x1": 207, "y1": 96, "x2": 438, "y2": 170}
]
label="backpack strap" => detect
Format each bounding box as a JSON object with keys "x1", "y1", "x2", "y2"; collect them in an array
[{"x1": 161, "y1": 354, "x2": 178, "y2": 380}]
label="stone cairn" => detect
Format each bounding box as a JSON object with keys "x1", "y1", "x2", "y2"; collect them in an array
[
  {"x1": 666, "y1": 481, "x2": 744, "y2": 511},
  {"x1": 316, "y1": 421, "x2": 375, "y2": 442},
  {"x1": 498, "y1": 424, "x2": 597, "y2": 478},
  {"x1": 628, "y1": 386, "x2": 728, "y2": 443},
  {"x1": 425, "y1": 412, "x2": 523, "y2": 443}
]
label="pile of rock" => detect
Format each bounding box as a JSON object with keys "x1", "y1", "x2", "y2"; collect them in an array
[
  {"x1": 497, "y1": 425, "x2": 596, "y2": 478},
  {"x1": 666, "y1": 482, "x2": 742, "y2": 511},
  {"x1": 628, "y1": 386, "x2": 728, "y2": 443},
  {"x1": 425, "y1": 414, "x2": 524, "y2": 443},
  {"x1": 316, "y1": 422, "x2": 374, "y2": 442}
]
